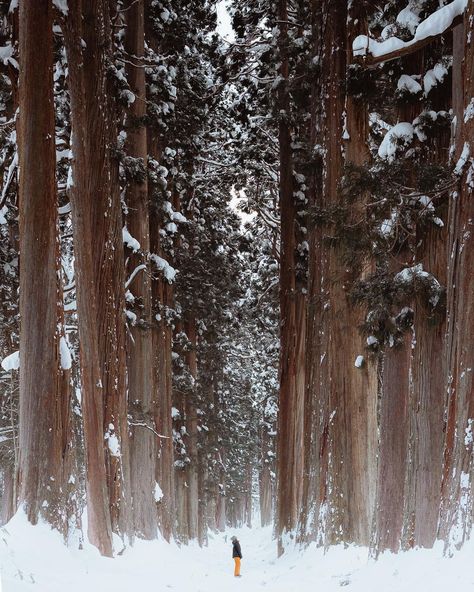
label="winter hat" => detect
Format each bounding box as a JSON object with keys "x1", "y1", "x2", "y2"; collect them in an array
[{"x1": 231, "y1": 536, "x2": 237, "y2": 542}]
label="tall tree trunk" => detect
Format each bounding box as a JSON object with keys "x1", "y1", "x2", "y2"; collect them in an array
[
  {"x1": 321, "y1": 0, "x2": 347, "y2": 545},
  {"x1": 216, "y1": 448, "x2": 227, "y2": 531},
  {"x1": 404, "y1": 45, "x2": 450, "y2": 549},
  {"x1": 276, "y1": 0, "x2": 304, "y2": 554},
  {"x1": 63, "y1": 0, "x2": 131, "y2": 554},
  {"x1": 298, "y1": 0, "x2": 327, "y2": 546},
  {"x1": 124, "y1": 0, "x2": 156, "y2": 540},
  {"x1": 244, "y1": 462, "x2": 253, "y2": 528},
  {"x1": 198, "y1": 460, "x2": 208, "y2": 546},
  {"x1": 328, "y1": 2, "x2": 377, "y2": 547},
  {"x1": 439, "y1": 12, "x2": 474, "y2": 550},
  {"x1": 148, "y1": 134, "x2": 176, "y2": 542},
  {"x1": 16, "y1": 0, "x2": 69, "y2": 533},
  {"x1": 259, "y1": 419, "x2": 273, "y2": 527},
  {"x1": 1, "y1": 469, "x2": 15, "y2": 525},
  {"x1": 374, "y1": 336, "x2": 410, "y2": 552},
  {"x1": 374, "y1": 52, "x2": 424, "y2": 554},
  {"x1": 314, "y1": 0, "x2": 374, "y2": 547},
  {"x1": 185, "y1": 317, "x2": 199, "y2": 541}
]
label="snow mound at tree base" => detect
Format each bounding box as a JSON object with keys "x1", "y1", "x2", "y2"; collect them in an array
[{"x1": 1, "y1": 514, "x2": 474, "y2": 592}]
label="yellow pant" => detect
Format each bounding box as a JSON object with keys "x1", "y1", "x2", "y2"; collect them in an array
[{"x1": 234, "y1": 557, "x2": 241, "y2": 576}]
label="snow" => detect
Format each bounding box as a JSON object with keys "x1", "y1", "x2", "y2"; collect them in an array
[
  {"x1": 165, "y1": 222, "x2": 178, "y2": 234},
  {"x1": 464, "y1": 419, "x2": 473, "y2": 446},
  {"x1": 105, "y1": 425, "x2": 120, "y2": 458},
  {"x1": 0, "y1": 43, "x2": 18, "y2": 68},
  {"x1": 454, "y1": 142, "x2": 470, "y2": 176},
  {"x1": 59, "y1": 336, "x2": 72, "y2": 370},
  {"x1": 230, "y1": 188, "x2": 257, "y2": 227},
  {"x1": 5, "y1": 515, "x2": 474, "y2": 592},
  {"x1": 423, "y1": 63, "x2": 449, "y2": 96},
  {"x1": 171, "y1": 211, "x2": 188, "y2": 224},
  {"x1": 378, "y1": 122, "x2": 414, "y2": 162},
  {"x1": 397, "y1": 74, "x2": 422, "y2": 95},
  {"x1": 125, "y1": 309, "x2": 137, "y2": 325},
  {"x1": 353, "y1": 0, "x2": 468, "y2": 59},
  {"x1": 122, "y1": 226, "x2": 141, "y2": 252},
  {"x1": 150, "y1": 253, "x2": 177, "y2": 283},
  {"x1": 1, "y1": 350, "x2": 19, "y2": 371},
  {"x1": 125, "y1": 264, "x2": 147, "y2": 289},
  {"x1": 1, "y1": 151, "x2": 18, "y2": 204},
  {"x1": 380, "y1": 210, "x2": 397, "y2": 237},
  {"x1": 64, "y1": 300, "x2": 76, "y2": 312},
  {"x1": 58, "y1": 202, "x2": 71, "y2": 216},
  {"x1": 464, "y1": 98, "x2": 474, "y2": 124},
  {"x1": 52, "y1": 0, "x2": 68, "y2": 15},
  {"x1": 0, "y1": 205, "x2": 7, "y2": 225},
  {"x1": 395, "y1": 264, "x2": 442, "y2": 306},
  {"x1": 154, "y1": 482, "x2": 164, "y2": 502},
  {"x1": 396, "y1": 6, "x2": 420, "y2": 34}
]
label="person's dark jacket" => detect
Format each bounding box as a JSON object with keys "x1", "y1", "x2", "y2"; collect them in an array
[{"x1": 232, "y1": 540, "x2": 242, "y2": 559}]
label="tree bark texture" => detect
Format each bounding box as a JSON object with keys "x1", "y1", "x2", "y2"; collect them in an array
[
  {"x1": 298, "y1": 0, "x2": 327, "y2": 546},
  {"x1": 63, "y1": 0, "x2": 131, "y2": 554},
  {"x1": 276, "y1": 0, "x2": 305, "y2": 554},
  {"x1": 259, "y1": 419, "x2": 274, "y2": 527},
  {"x1": 403, "y1": 45, "x2": 450, "y2": 549},
  {"x1": 125, "y1": 0, "x2": 157, "y2": 541},
  {"x1": 439, "y1": 12, "x2": 474, "y2": 550},
  {"x1": 374, "y1": 336, "x2": 411, "y2": 553},
  {"x1": 17, "y1": 0, "x2": 69, "y2": 533},
  {"x1": 185, "y1": 318, "x2": 199, "y2": 541},
  {"x1": 148, "y1": 133, "x2": 175, "y2": 542}
]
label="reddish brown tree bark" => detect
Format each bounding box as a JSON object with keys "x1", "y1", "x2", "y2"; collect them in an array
[
  {"x1": 276, "y1": 0, "x2": 305, "y2": 554},
  {"x1": 124, "y1": 0, "x2": 157, "y2": 540},
  {"x1": 16, "y1": 0, "x2": 69, "y2": 533},
  {"x1": 148, "y1": 133, "x2": 176, "y2": 542},
  {"x1": 439, "y1": 12, "x2": 474, "y2": 549},
  {"x1": 327, "y1": 3, "x2": 377, "y2": 547},
  {"x1": 63, "y1": 0, "x2": 131, "y2": 554},
  {"x1": 185, "y1": 317, "x2": 200, "y2": 541},
  {"x1": 259, "y1": 418, "x2": 274, "y2": 527},
  {"x1": 374, "y1": 336, "x2": 411, "y2": 552},
  {"x1": 298, "y1": 0, "x2": 327, "y2": 546},
  {"x1": 404, "y1": 45, "x2": 450, "y2": 549}
]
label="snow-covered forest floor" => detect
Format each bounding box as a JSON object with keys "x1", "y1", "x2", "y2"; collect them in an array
[{"x1": 1, "y1": 515, "x2": 474, "y2": 592}]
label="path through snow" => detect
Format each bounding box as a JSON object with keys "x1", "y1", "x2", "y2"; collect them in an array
[{"x1": 2, "y1": 512, "x2": 474, "y2": 591}]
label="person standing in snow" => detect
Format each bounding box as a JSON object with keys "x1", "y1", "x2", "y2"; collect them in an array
[{"x1": 231, "y1": 536, "x2": 242, "y2": 577}]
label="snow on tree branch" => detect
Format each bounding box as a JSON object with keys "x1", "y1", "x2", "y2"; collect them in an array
[
  {"x1": 150, "y1": 253, "x2": 177, "y2": 283},
  {"x1": 353, "y1": 0, "x2": 467, "y2": 64}
]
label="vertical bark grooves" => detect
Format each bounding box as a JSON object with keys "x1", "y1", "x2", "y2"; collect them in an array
[
  {"x1": 299, "y1": 0, "x2": 328, "y2": 545},
  {"x1": 185, "y1": 317, "x2": 199, "y2": 540},
  {"x1": 276, "y1": 0, "x2": 305, "y2": 554},
  {"x1": 375, "y1": 338, "x2": 410, "y2": 552},
  {"x1": 405, "y1": 45, "x2": 450, "y2": 549},
  {"x1": 259, "y1": 415, "x2": 274, "y2": 527},
  {"x1": 439, "y1": 12, "x2": 474, "y2": 549},
  {"x1": 339, "y1": 3, "x2": 377, "y2": 547},
  {"x1": 148, "y1": 132, "x2": 175, "y2": 541},
  {"x1": 63, "y1": 0, "x2": 130, "y2": 555},
  {"x1": 17, "y1": 0, "x2": 68, "y2": 531},
  {"x1": 320, "y1": 0, "x2": 375, "y2": 547},
  {"x1": 125, "y1": 0, "x2": 156, "y2": 540}
]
